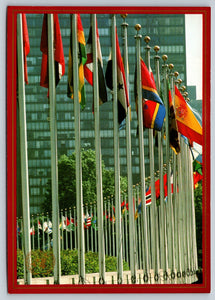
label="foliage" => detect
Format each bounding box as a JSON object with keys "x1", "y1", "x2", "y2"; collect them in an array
[
  {"x1": 194, "y1": 181, "x2": 202, "y2": 268},
  {"x1": 17, "y1": 249, "x2": 129, "y2": 278},
  {"x1": 42, "y1": 149, "x2": 127, "y2": 213}
]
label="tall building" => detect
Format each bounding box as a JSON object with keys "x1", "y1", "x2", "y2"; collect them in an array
[{"x1": 17, "y1": 13, "x2": 187, "y2": 215}]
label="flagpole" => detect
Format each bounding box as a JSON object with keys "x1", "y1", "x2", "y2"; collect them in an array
[
  {"x1": 144, "y1": 36, "x2": 160, "y2": 282},
  {"x1": 162, "y1": 54, "x2": 176, "y2": 280},
  {"x1": 173, "y1": 73, "x2": 183, "y2": 282},
  {"x1": 169, "y1": 63, "x2": 177, "y2": 282},
  {"x1": 188, "y1": 146, "x2": 198, "y2": 274},
  {"x1": 154, "y1": 45, "x2": 168, "y2": 279},
  {"x1": 47, "y1": 13, "x2": 61, "y2": 283},
  {"x1": 92, "y1": 14, "x2": 106, "y2": 284},
  {"x1": 17, "y1": 13, "x2": 32, "y2": 285},
  {"x1": 112, "y1": 14, "x2": 123, "y2": 284},
  {"x1": 135, "y1": 24, "x2": 149, "y2": 282},
  {"x1": 121, "y1": 14, "x2": 137, "y2": 283},
  {"x1": 72, "y1": 14, "x2": 85, "y2": 283}
]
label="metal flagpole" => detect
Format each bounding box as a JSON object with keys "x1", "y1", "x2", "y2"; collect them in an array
[
  {"x1": 162, "y1": 54, "x2": 175, "y2": 280},
  {"x1": 65, "y1": 209, "x2": 68, "y2": 250},
  {"x1": 17, "y1": 13, "x2": 32, "y2": 285},
  {"x1": 69, "y1": 208, "x2": 73, "y2": 250},
  {"x1": 92, "y1": 14, "x2": 106, "y2": 284},
  {"x1": 112, "y1": 14, "x2": 123, "y2": 284},
  {"x1": 169, "y1": 64, "x2": 177, "y2": 282},
  {"x1": 47, "y1": 13, "x2": 61, "y2": 284},
  {"x1": 134, "y1": 24, "x2": 149, "y2": 282},
  {"x1": 144, "y1": 36, "x2": 160, "y2": 282},
  {"x1": 154, "y1": 46, "x2": 168, "y2": 279},
  {"x1": 31, "y1": 215, "x2": 35, "y2": 251},
  {"x1": 188, "y1": 145, "x2": 198, "y2": 274},
  {"x1": 71, "y1": 14, "x2": 85, "y2": 283},
  {"x1": 108, "y1": 198, "x2": 112, "y2": 256},
  {"x1": 121, "y1": 13, "x2": 137, "y2": 283},
  {"x1": 37, "y1": 214, "x2": 40, "y2": 250},
  {"x1": 174, "y1": 78, "x2": 183, "y2": 282}
]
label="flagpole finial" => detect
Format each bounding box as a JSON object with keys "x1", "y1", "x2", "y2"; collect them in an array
[
  {"x1": 186, "y1": 97, "x2": 190, "y2": 102},
  {"x1": 174, "y1": 71, "x2": 179, "y2": 78},
  {"x1": 184, "y1": 91, "x2": 188, "y2": 97},
  {"x1": 181, "y1": 85, "x2": 186, "y2": 91},
  {"x1": 144, "y1": 36, "x2": 151, "y2": 44},
  {"x1": 162, "y1": 54, "x2": 168, "y2": 62},
  {"x1": 121, "y1": 14, "x2": 128, "y2": 19},
  {"x1": 135, "y1": 24, "x2": 141, "y2": 32},
  {"x1": 169, "y1": 63, "x2": 174, "y2": 70},
  {"x1": 154, "y1": 45, "x2": 160, "y2": 53},
  {"x1": 178, "y1": 78, "x2": 182, "y2": 84}
]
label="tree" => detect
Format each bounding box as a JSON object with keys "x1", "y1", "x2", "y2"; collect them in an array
[{"x1": 42, "y1": 149, "x2": 127, "y2": 214}]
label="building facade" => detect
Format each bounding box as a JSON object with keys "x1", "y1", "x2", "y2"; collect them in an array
[{"x1": 18, "y1": 13, "x2": 187, "y2": 215}]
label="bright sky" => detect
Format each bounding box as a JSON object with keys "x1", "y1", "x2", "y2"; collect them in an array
[{"x1": 185, "y1": 14, "x2": 202, "y2": 100}]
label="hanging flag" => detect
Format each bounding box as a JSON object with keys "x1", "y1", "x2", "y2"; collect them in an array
[
  {"x1": 84, "y1": 16, "x2": 107, "y2": 107},
  {"x1": 193, "y1": 154, "x2": 203, "y2": 175},
  {"x1": 38, "y1": 220, "x2": 42, "y2": 231},
  {"x1": 40, "y1": 14, "x2": 65, "y2": 91},
  {"x1": 168, "y1": 86, "x2": 180, "y2": 154},
  {"x1": 140, "y1": 58, "x2": 164, "y2": 105},
  {"x1": 105, "y1": 27, "x2": 129, "y2": 127},
  {"x1": 91, "y1": 217, "x2": 98, "y2": 230},
  {"x1": 174, "y1": 86, "x2": 202, "y2": 145},
  {"x1": 30, "y1": 226, "x2": 35, "y2": 236},
  {"x1": 22, "y1": 14, "x2": 30, "y2": 84},
  {"x1": 135, "y1": 59, "x2": 165, "y2": 131},
  {"x1": 67, "y1": 14, "x2": 87, "y2": 109},
  {"x1": 66, "y1": 217, "x2": 76, "y2": 231},
  {"x1": 193, "y1": 171, "x2": 203, "y2": 189}
]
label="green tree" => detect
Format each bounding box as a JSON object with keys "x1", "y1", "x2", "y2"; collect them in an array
[{"x1": 42, "y1": 149, "x2": 127, "y2": 213}]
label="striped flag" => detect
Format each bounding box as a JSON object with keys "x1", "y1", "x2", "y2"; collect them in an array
[
  {"x1": 22, "y1": 14, "x2": 30, "y2": 84},
  {"x1": 105, "y1": 27, "x2": 129, "y2": 127},
  {"x1": 174, "y1": 86, "x2": 202, "y2": 145},
  {"x1": 135, "y1": 58, "x2": 165, "y2": 131},
  {"x1": 84, "y1": 16, "x2": 107, "y2": 107},
  {"x1": 40, "y1": 14, "x2": 65, "y2": 90},
  {"x1": 67, "y1": 14, "x2": 87, "y2": 109}
]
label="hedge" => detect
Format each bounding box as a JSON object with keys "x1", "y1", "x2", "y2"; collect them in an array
[{"x1": 17, "y1": 249, "x2": 129, "y2": 279}]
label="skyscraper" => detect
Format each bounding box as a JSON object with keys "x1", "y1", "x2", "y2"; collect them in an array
[{"x1": 18, "y1": 13, "x2": 187, "y2": 214}]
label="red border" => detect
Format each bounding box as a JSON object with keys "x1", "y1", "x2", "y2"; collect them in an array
[{"x1": 7, "y1": 6, "x2": 211, "y2": 294}]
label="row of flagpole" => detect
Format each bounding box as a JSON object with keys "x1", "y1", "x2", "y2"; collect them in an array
[{"x1": 17, "y1": 13, "x2": 201, "y2": 285}]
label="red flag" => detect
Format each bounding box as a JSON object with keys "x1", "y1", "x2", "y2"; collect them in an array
[
  {"x1": 22, "y1": 14, "x2": 30, "y2": 84},
  {"x1": 40, "y1": 14, "x2": 65, "y2": 89}
]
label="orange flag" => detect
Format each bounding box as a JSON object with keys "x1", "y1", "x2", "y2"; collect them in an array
[{"x1": 174, "y1": 86, "x2": 202, "y2": 145}]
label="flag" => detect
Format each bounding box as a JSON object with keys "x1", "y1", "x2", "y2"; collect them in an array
[
  {"x1": 174, "y1": 86, "x2": 202, "y2": 145},
  {"x1": 22, "y1": 14, "x2": 30, "y2": 84},
  {"x1": 67, "y1": 14, "x2": 87, "y2": 109},
  {"x1": 140, "y1": 58, "x2": 164, "y2": 105},
  {"x1": 38, "y1": 220, "x2": 42, "y2": 230},
  {"x1": 91, "y1": 217, "x2": 98, "y2": 230},
  {"x1": 67, "y1": 217, "x2": 76, "y2": 231},
  {"x1": 30, "y1": 226, "x2": 35, "y2": 236},
  {"x1": 105, "y1": 27, "x2": 129, "y2": 127},
  {"x1": 135, "y1": 59, "x2": 165, "y2": 131},
  {"x1": 84, "y1": 16, "x2": 107, "y2": 107},
  {"x1": 193, "y1": 154, "x2": 203, "y2": 175},
  {"x1": 168, "y1": 86, "x2": 180, "y2": 154},
  {"x1": 40, "y1": 14, "x2": 65, "y2": 90},
  {"x1": 193, "y1": 171, "x2": 203, "y2": 189}
]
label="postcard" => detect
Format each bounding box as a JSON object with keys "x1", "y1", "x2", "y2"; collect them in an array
[{"x1": 6, "y1": 5, "x2": 211, "y2": 294}]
